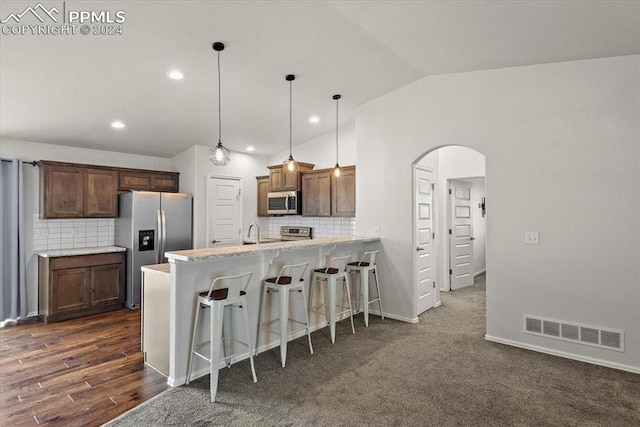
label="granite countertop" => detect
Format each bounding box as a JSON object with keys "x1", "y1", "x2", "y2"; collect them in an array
[
  {"x1": 165, "y1": 236, "x2": 380, "y2": 262},
  {"x1": 36, "y1": 246, "x2": 126, "y2": 258},
  {"x1": 141, "y1": 263, "x2": 171, "y2": 274}
]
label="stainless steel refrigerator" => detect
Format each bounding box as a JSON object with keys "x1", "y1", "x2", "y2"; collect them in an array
[{"x1": 115, "y1": 191, "x2": 192, "y2": 309}]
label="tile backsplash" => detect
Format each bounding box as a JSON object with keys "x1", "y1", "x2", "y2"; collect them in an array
[
  {"x1": 33, "y1": 216, "x2": 115, "y2": 251},
  {"x1": 258, "y1": 216, "x2": 356, "y2": 238}
]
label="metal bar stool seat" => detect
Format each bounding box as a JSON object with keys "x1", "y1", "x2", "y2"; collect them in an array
[
  {"x1": 256, "y1": 262, "x2": 313, "y2": 368},
  {"x1": 186, "y1": 272, "x2": 257, "y2": 402},
  {"x1": 309, "y1": 255, "x2": 355, "y2": 344},
  {"x1": 346, "y1": 250, "x2": 384, "y2": 327}
]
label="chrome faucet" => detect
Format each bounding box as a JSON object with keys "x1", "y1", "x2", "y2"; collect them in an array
[{"x1": 247, "y1": 223, "x2": 261, "y2": 242}]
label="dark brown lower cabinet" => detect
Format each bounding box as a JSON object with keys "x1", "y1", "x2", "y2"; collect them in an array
[{"x1": 39, "y1": 252, "x2": 125, "y2": 322}]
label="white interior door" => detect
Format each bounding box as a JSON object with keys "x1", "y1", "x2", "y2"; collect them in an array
[
  {"x1": 449, "y1": 180, "x2": 474, "y2": 290},
  {"x1": 415, "y1": 166, "x2": 435, "y2": 315},
  {"x1": 206, "y1": 176, "x2": 242, "y2": 247}
]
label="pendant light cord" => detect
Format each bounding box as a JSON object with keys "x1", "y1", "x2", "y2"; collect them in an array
[
  {"x1": 289, "y1": 79, "x2": 293, "y2": 157},
  {"x1": 217, "y1": 49, "x2": 222, "y2": 144},
  {"x1": 335, "y1": 97, "x2": 339, "y2": 164}
]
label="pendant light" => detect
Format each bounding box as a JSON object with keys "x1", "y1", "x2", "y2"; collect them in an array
[
  {"x1": 284, "y1": 74, "x2": 296, "y2": 172},
  {"x1": 210, "y1": 42, "x2": 230, "y2": 166},
  {"x1": 333, "y1": 94, "x2": 341, "y2": 178}
]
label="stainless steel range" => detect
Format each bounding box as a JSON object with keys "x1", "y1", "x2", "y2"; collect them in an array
[{"x1": 280, "y1": 226, "x2": 312, "y2": 241}]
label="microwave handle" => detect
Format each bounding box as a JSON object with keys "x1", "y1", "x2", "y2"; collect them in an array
[
  {"x1": 288, "y1": 192, "x2": 296, "y2": 211},
  {"x1": 285, "y1": 193, "x2": 290, "y2": 211}
]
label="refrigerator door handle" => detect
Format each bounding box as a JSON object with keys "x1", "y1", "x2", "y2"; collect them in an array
[
  {"x1": 156, "y1": 210, "x2": 162, "y2": 264},
  {"x1": 161, "y1": 210, "x2": 167, "y2": 262}
]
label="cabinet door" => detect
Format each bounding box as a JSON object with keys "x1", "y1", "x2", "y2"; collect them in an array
[
  {"x1": 51, "y1": 268, "x2": 90, "y2": 315},
  {"x1": 269, "y1": 168, "x2": 284, "y2": 191},
  {"x1": 84, "y1": 169, "x2": 118, "y2": 217},
  {"x1": 91, "y1": 263, "x2": 124, "y2": 307},
  {"x1": 119, "y1": 171, "x2": 151, "y2": 191},
  {"x1": 257, "y1": 177, "x2": 270, "y2": 216},
  {"x1": 283, "y1": 169, "x2": 298, "y2": 190},
  {"x1": 331, "y1": 166, "x2": 356, "y2": 217},
  {"x1": 150, "y1": 174, "x2": 179, "y2": 192},
  {"x1": 42, "y1": 165, "x2": 84, "y2": 218},
  {"x1": 301, "y1": 173, "x2": 318, "y2": 216},
  {"x1": 301, "y1": 171, "x2": 331, "y2": 216}
]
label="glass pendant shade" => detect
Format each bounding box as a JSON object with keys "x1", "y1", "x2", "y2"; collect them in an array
[
  {"x1": 210, "y1": 41, "x2": 230, "y2": 166},
  {"x1": 285, "y1": 155, "x2": 296, "y2": 172},
  {"x1": 210, "y1": 141, "x2": 230, "y2": 166},
  {"x1": 334, "y1": 163, "x2": 341, "y2": 177}
]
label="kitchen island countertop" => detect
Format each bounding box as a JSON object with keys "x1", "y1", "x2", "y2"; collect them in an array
[
  {"x1": 36, "y1": 246, "x2": 126, "y2": 258},
  {"x1": 165, "y1": 236, "x2": 380, "y2": 262}
]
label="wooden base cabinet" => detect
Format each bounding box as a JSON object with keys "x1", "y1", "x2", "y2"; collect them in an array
[{"x1": 39, "y1": 253, "x2": 125, "y2": 323}]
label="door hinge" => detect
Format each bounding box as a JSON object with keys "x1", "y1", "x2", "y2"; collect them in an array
[
  {"x1": 449, "y1": 229, "x2": 452, "y2": 235},
  {"x1": 449, "y1": 269, "x2": 453, "y2": 275},
  {"x1": 432, "y1": 232, "x2": 435, "y2": 239},
  {"x1": 449, "y1": 189, "x2": 452, "y2": 195},
  {"x1": 433, "y1": 282, "x2": 436, "y2": 289}
]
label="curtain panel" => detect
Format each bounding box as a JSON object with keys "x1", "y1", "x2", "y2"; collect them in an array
[{"x1": 0, "y1": 159, "x2": 27, "y2": 322}]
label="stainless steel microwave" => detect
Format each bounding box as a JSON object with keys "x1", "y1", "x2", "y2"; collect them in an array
[{"x1": 267, "y1": 191, "x2": 301, "y2": 215}]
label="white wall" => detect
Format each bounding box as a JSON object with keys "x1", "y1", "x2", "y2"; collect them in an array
[
  {"x1": 0, "y1": 139, "x2": 174, "y2": 317},
  {"x1": 268, "y1": 122, "x2": 356, "y2": 168},
  {"x1": 171, "y1": 145, "x2": 269, "y2": 249},
  {"x1": 356, "y1": 56, "x2": 640, "y2": 372}
]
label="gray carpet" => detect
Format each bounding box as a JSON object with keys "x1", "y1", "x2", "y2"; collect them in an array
[{"x1": 105, "y1": 274, "x2": 640, "y2": 426}]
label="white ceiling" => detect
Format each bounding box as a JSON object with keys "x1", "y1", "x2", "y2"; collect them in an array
[{"x1": 1, "y1": 1, "x2": 638, "y2": 158}]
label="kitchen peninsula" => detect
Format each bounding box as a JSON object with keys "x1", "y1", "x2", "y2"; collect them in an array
[{"x1": 159, "y1": 236, "x2": 381, "y2": 386}]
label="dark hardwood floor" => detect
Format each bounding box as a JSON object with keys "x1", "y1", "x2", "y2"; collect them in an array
[{"x1": 0, "y1": 309, "x2": 168, "y2": 426}]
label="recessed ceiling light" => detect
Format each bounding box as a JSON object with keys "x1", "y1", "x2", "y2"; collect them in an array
[
  {"x1": 168, "y1": 70, "x2": 184, "y2": 80},
  {"x1": 111, "y1": 121, "x2": 125, "y2": 129},
  {"x1": 309, "y1": 116, "x2": 320, "y2": 123},
  {"x1": 246, "y1": 146, "x2": 255, "y2": 152}
]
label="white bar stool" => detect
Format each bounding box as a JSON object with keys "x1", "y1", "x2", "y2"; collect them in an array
[
  {"x1": 186, "y1": 272, "x2": 257, "y2": 402},
  {"x1": 256, "y1": 262, "x2": 313, "y2": 368},
  {"x1": 309, "y1": 255, "x2": 355, "y2": 343},
  {"x1": 346, "y1": 250, "x2": 384, "y2": 327}
]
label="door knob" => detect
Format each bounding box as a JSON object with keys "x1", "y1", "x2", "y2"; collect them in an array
[
  {"x1": 211, "y1": 239, "x2": 218, "y2": 244},
  {"x1": 470, "y1": 237, "x2": 475, "y2": 241},
  {"x1": 416, "y1": 247, "x2": 425, "y2": 251}
]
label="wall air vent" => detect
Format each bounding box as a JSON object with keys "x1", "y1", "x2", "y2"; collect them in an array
[{"x1": 524, "y1": 315, "x2": 624, "y2": 352}]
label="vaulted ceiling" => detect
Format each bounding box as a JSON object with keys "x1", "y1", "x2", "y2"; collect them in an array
[{"x1": 1, "y1": 1, "x2": 638, "y2": 158}]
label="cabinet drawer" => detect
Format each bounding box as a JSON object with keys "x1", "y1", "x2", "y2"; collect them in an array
[{"x1": 51, "y1": 252, "x2": 124, "y2": 270}]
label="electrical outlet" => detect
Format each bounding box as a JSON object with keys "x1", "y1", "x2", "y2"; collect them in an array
[
  {"x1": 371, "y1": 226, "x2": 380, "y2": 236},
  {"x1": 525, "y1": 232, "x2": 540, "y2": 245}
]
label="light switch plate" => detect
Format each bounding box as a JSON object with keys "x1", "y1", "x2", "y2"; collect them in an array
[
  {"x1": 371, "y1": 226, "x2": 380, "y2": 236},
  {"x1": 525, "y1": 232, "x2": 540, "y2": 245}
]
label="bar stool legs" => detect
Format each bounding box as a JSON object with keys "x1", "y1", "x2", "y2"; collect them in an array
[
  {"x1": 186, "y1": 272, "x2": 256, "y2": 402},
  {"x1": 310, "y1": 255, "x2": 355, "y2": 343},
  {"x1": 256, "y1": 262, "x2": 313, "y2": 368},
  {"x1": 347, "y1": 251, "x2": 384, "y2": 327}
]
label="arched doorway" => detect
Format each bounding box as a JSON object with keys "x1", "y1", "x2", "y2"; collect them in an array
[{"x1": 413, "y1": 145, "x2": 486, "y2": 316}]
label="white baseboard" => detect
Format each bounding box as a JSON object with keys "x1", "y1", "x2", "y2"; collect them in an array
[
  {"x1": 473, "y1": 269, "x2": 486, "y2": 277},
  {"x1": 485, "y1": 334, "x2": 640, "y2": 375},
  {"x1": 365, "y1": 309, "x2": 417, "y2": 324}
]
